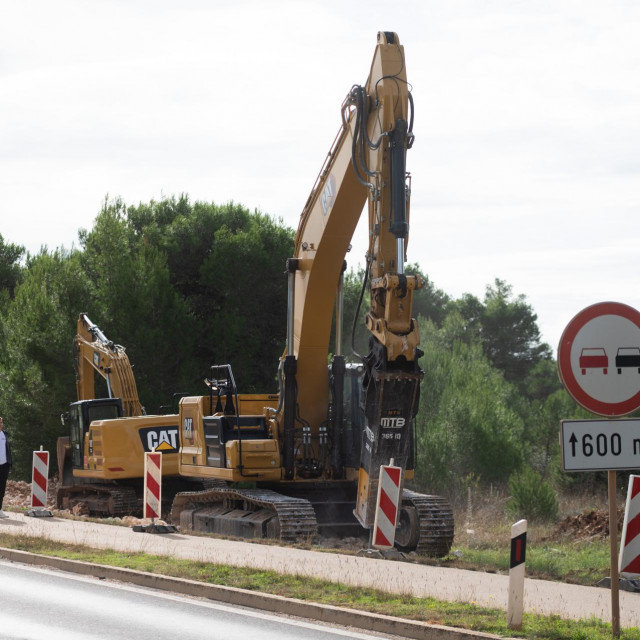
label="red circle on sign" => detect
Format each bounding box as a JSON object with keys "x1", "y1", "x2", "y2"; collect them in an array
[{"x1": 558, "y1": 301, "x2": 640, "y2": 416}]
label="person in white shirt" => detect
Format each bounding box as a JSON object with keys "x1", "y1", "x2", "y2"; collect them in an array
[{"x1": 0, "y1": 416, "x2": 12, "y2": 518}]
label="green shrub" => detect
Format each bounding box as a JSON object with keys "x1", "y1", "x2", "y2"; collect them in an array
[
  {"x1": 414, "y1": 324, "x2": 525, "y2": 495},
  {"x1": 506, "y1": 467, "x2": 558, "y2": 522}
]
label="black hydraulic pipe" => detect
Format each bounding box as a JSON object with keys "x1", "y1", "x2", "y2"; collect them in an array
[
  {"x1": 330, "y1": 355, "x2": 345, "y2": 476},
  {"x1": 283, "y1": 354, "x2": 297, "y2": 480},
  {"x1": 382, "y1": 31, "x2": 396, "y2": 44},
  {"x1": 283, "y1": 258, "x2": 299, "y2": 480},
  {"x1": 389, "y1": 118, "x2": 409, "y2": 240}
]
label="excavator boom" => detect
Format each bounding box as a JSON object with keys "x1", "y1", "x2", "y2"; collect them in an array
[{"x1": 279, "y1": 32, "x2": 424, "y2": 524}]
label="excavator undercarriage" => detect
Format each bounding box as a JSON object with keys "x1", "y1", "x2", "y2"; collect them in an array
[
  {"x1": 57, "y1": 482, "x2": 140, "y2": 517},
  {"x1": 171, "y1": 482, "x2": 453, "y2": 555}
]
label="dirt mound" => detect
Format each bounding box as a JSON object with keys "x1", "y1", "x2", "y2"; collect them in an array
[
  {"x1": 3, "y1": 479, "x2": 58, "y2": 509},
  {"x1": 552, "y1": 508, "x2": 624, "y2": 540},
  {"x1": 3, "y1": 480, "x2": 32, "y2": 508}
]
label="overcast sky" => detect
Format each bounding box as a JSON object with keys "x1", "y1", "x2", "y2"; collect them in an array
[{"x1": 1, "y1": 0, "x2": 639, "y2": 352}]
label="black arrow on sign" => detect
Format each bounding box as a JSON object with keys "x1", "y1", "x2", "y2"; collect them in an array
[{"x1": 569, "y1": 432, "x2": 577, "y2": 457}]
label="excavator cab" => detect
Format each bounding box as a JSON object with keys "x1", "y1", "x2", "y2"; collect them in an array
[{"x1": 62, "y1": 398, "x2": 123, "y2": 470}]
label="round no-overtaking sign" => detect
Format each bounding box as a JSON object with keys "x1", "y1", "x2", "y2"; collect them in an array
[{"x1": 558, "y1": 302, "x2": 640, "y2": 417}]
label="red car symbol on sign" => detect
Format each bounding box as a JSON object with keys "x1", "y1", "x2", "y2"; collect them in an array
[{"x1": 579, "y1": 347, "x2": 608, "y2": 375}]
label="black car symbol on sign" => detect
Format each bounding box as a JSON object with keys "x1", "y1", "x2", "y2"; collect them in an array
[{"x1": 615, "y1": 347, "x2": 640, "y2": 374}]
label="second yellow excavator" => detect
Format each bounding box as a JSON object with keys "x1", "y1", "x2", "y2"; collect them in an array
[{"x1": 56, "y1": 313, "x2": 187, "y2": 515}]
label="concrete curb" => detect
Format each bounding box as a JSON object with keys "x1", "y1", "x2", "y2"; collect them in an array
[{"x1": 0, "y1": 547, "x2": 504, "y2": 640}]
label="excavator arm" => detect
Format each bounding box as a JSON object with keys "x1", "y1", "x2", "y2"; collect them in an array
[
  {"x1": 73, "y1": 313, "x2": 143, "y2": 417},
  {"x1": 279, "y1": 31, "x2": 423, "y2": 524}
]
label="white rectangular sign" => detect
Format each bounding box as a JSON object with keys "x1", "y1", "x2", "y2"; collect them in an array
[{"x1": 560, "y1": 419, "x2": 640, "y2": 471}]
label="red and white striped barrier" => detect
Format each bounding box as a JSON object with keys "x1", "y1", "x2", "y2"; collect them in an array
[
  {"x1": 133, "y1": 450, "x2": 176, "y2": 533},
  {"x1": 619, "y1": 474, "x2": 640, "y2": 577},
  {"x1": 30, "y1": 449, "x2": 49, "y2": 508},
  {"x1": 372, "y1": 461, "x2": 402, "y2": 550},
  {"x1": 143, "y1": 451, "x2": 162, "y2": 520},
  {"x1": 26, "y1": 448, "x2": 53, "y2": 517}
]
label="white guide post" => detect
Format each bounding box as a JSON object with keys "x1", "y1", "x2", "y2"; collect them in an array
[{"x1": 507, "y1": 519, "x2": 527, "y2": 630}]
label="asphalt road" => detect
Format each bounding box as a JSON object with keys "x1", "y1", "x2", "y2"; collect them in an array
[{"x1": 0, "y1": 560, "x2": 403, "y2": 640}]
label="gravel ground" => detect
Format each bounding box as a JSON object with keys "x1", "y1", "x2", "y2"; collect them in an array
[{"x1": 2, "y1": 479, "x2": 371, "y2": 549}]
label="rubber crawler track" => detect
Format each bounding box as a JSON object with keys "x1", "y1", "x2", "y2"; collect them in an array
[
  {"x1": 57, "y1": 484, "x2": 140, "y2": 517},
  {"x1": 402, "y1": 489, "x2": 454, "y2": 557},
  {"x1": 171, "y1": 487, "x2": 318, "y2": 543}
]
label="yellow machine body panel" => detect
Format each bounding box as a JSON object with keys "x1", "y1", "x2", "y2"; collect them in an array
[
  {"x1": 74, "y1": 414, "x2": 180, "y2": 480},
  {"x1": 225, "y1": 439, "x2": 279, "y2": 471},
  {"x1": 177, "y1": 394, "x2": 280, "y2": 482}
]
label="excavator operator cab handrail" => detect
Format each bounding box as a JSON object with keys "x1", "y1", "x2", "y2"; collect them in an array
[{"x1": 204, "y1": 364, "x2": 239, "y2": 417}]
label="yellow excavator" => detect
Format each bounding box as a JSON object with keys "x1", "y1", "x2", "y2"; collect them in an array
[
  {"x1": 56, "y1": 313, "x2": 184, "y2": 515},
  {"x1": 170, "y1": 32, "x2": 453, "y2": 554}
]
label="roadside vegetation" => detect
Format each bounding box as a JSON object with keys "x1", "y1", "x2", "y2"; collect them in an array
[
  {"x1": 0, "y1": 530, "x2": 637, "y2": 640},
  {"x1": 0, "y1": 196, "x2": 628, "y2": 501}
]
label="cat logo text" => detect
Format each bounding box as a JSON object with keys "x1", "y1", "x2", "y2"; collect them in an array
[{"x1": 138, "y1": 426, "x2": 180, "y2": 453}]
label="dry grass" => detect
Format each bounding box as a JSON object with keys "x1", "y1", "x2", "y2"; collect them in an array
[
  {"x1": 430, "y1": 487, "x2": 615, "y2": 586},
  {"x1": 453, "y1": 486, "x2": 614, "y2": 549}
]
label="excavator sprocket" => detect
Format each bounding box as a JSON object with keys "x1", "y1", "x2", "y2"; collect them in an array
[
  {"x1": 171, "y1": 487, "x2": 318, "y2": 544},
  {"x1": 398, "y1": 490, "x2": 454, "y2": 557}
]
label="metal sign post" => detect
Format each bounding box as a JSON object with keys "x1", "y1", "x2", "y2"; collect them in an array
[{"x1": 608, "y1": 470, "x2": 620, "y2": 638}]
